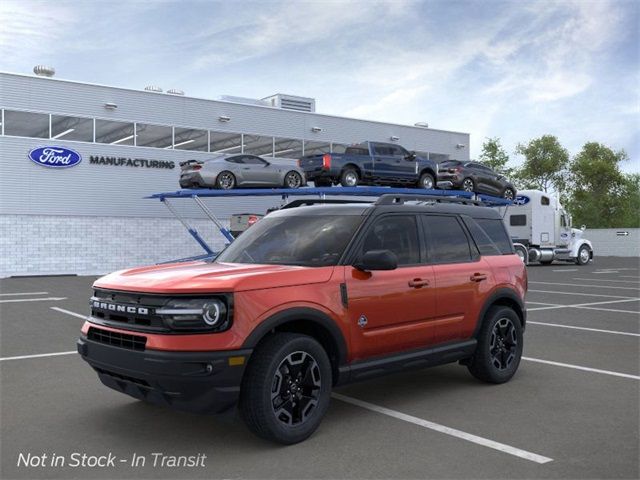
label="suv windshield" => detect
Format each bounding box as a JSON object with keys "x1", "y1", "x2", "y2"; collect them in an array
[{"x1": 216, "y1": 214, "x2": 363, "y2": 267}]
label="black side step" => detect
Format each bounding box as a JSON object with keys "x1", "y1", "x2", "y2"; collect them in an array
[{"x1": 336, "y1": 339, "x2": 477, "y2": 385}]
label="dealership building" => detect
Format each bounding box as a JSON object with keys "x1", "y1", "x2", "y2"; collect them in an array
[{"x1": 0, "y1": 70, "x2": 470, "y2": 277}]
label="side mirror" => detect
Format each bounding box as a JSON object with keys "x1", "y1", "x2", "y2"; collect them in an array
[
  {"x1": 354, "y1": 250, "x2": 398, "y2": 271},
  {"x1": 405, "y1": 151, "x2": 416, "y2": 161}
]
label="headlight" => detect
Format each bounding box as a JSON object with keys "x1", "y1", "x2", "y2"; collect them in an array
[{"x1": 156, "y1": 297, "x2": 231, "y2": 332}]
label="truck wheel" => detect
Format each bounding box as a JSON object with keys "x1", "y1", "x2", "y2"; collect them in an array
[
  {"x1": 284, "y1": 171, "x2": 303, "y2": 189},
  {"x1": 576, "y1": 245, "x2": 591, "y2": 265},
  {"x1": 467, "y1": 306, "x2": 523, "y2": 384},
  {"x1": 340, "y1": 169, "x2": 359, "y2": 187},
  {"x1": 239, "y1": 333, "x2": 332, "y2": 444},
  {"x1": 216, "y1": 171, "x2": 236, "y2": 190},
  {"x1": 418, "y1": 172, "x2": 435, "y2": 189},
  {"x1": 514, "y1": 244, "x2": 528, "y2": 264},
  {"x1": 462, "y1": 178, "x2": 475, "y2": 192}
]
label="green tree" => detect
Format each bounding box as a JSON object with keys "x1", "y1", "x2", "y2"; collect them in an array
[
  {"x1": 514, "y1": 135, "x2": 569, "y2": 193},
  {"x1": 565, "y1": 142, "x2": 637, "y2": 228},
  {"x1": 479, "y1": 137, "x2": 511, "y2": 175}
]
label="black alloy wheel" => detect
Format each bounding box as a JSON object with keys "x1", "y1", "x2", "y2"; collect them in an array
[
  {"x1": 489, "y1": 317, "x2": 518, "y2": 371},
  {"x1": 284, "y1": 171, "x2": 303, "y2": 189},
  {"x1": 271, "y1": 351, "x2": 322, "y2": 426},
  {"x1": 216, "y1": 171, "x2": 236, "y2": 190}
]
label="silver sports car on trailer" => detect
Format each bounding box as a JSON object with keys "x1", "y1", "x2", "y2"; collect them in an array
[{"x1": 179, "y1": 154, "x2": 307, "y2": 189}]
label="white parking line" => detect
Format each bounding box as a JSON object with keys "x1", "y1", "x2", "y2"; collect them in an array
[
  {"x1": 552, "y1": 269, "x2": 578, "y2": 272},
  {"x1": 0, "y1": 351, "x2": 76, "y2": 362},
  {"x1": 529, "y1": 289, "x2": 637, "y2": 299},
  {"x1": 593, "y1": 271, "x2": 620, "y2": 274},
  {"x1": 527, "y1": 298, "x2": 640, "y2": 312},
  {"x1": 529, "y1": 281, "x2": 639, "y2": 291},
  {"x1": 620, "y1": 275, "x2": 640, "y2": 279},
  {"x1": 50, "y1": 307, "x2": 88, "y2": 320},
  {"x1": 0, "y1": 291, "x2": 49, "y2": 296},
  {"x1": 575, "y1": 306, "x2": 640, "y2": 315},
  {"x1": 332, "y1": 393, "x2": 553, "y2": 464},
  {"x1": 523, "y1": 357, "x2": 640, "y2": 380},
  {"x1": 572, "y1": 278, "x2": 640, "y2": 284},
  {"x1": 527, "y1": 321, "x2": 640, "y2": 337},
  {"x1": 0, "y1": 297, "x2": 67, "y2": 304}
]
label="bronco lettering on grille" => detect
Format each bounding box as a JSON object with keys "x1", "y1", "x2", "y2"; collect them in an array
[{"x1": 92, "y1": 301, "x2": 149, "y2": 315}]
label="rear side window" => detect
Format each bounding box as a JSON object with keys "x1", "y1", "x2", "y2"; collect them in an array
[
  {"x1": 510, "y1": 215, "x2": 526, "y2": 226},
  {"x1": 463, "y1": 219, "x2": 501, "y2": 256},
  {"x1": 422, "y1": 215, "x2": 472, "y2": 263},
  {"x1": 345, "y1": 147, "x2": 369, "y2": 155},
  {"x1": 361, "y1": 215, "x2": 420, "y2": 265},
  {"x1": 475, "y1": 218, "x2": 513, "y2": 254}
]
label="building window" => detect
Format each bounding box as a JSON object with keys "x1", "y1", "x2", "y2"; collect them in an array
[
  {"x1": 304, "y1": 140, "x2": 330, "y2": 156},
  {"x1": 50, "y1": 114, "x2": 93, "y2": 142},
  {"x1": 173, "y1": 127, "x2": 208, "y2": 151},
  {"x1": 273, "y1": 137, "x2": 303, "y2": 159},
  {"x1": 244, "y1": 135, "x2": 274, "y2": 156},
  {"x1": 95, "y1": 119, "x2": 135, "y2": 145},
  {"x1": 136, "y1": 123, "x2": 172, "y2": 149},
  {"x1": 4, "y1": 110, "x2": 49, "y2": 138},
  {"x1": 210, "y1": 131, "x2": 243, "y2": 154}
]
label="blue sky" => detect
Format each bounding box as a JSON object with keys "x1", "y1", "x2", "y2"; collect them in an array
[{"x1": 1, "y1": 0, "x2": 638, "y2": 172}]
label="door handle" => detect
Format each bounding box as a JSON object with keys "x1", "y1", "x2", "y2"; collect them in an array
[
  {"x1": 470, "y1": 273, "x2": 487, "y2": 282},
  {"x1": 242, "y1": 167, "x2": 250, "y2": 170},
  {"x1": 408, "y1": 278, "x2": 430, "y2": 288}
]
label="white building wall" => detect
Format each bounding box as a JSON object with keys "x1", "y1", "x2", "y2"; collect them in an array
[
  {"x1": 586, "y1": 228, "x2": 640, "y2": 257},
  {"x1": 0, "y1": 215, "x2": 229, "y2": 277}
]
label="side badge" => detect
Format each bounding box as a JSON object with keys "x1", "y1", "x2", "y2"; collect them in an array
[{"x1": 357, "y1": 315, "x2": 368, "y2": 328}]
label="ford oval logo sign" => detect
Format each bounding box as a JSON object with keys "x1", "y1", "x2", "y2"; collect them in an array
[
  {"x1": 28, "y1": 146, "x2": 82, "y2": 168},
  {"x1": 513, "y1": 195, "x2": 530, "y2": 205}
]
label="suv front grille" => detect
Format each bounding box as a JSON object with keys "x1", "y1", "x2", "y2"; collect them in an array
[
  {"x1": 88, "y1": 327, "x2": 146, "y2": 351},
  {"x1": 90, "y1": 289, "x2": 170, "y2": 332}
]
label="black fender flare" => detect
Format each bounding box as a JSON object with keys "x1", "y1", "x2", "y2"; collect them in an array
[
  {"x1": 473, "y1": 288, "x2": 526, "y2": 337},
  {"x1": 242, "y1": 307, "x2": 349, "y2": 366}
]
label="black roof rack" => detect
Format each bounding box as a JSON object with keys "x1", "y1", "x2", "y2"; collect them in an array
[
  {"x1": 280, "y1": 199, "x2": 372, "y2": 210},
  {"x1": 374, "y1": 194, "x2": 485, "y2": 206}
]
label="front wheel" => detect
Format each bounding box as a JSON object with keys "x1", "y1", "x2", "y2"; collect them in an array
[
  {"x1": 417, "y1": 172, "x2": 435, "y2": 189},
  {"x1": 216, "y1": 171, "x2": 236, "y2": 190},
  {"x1": 503, "y1": 187, "x2": 515, "y2": 200},
  {"x1": 462, "y1": 177, "x2": 475, "y2": 192},
  {"x1": 467, "y1": 306, "x2": 523, "y2": 384},
  {"x1": 239, "y1": 333, "x2": 332, "y2": 444},
  {"x1": 576, "y1": 245, "x2": 591, "y2": 265},
  {"x1": 284, "y1": 171, "x2": 303, "y2": 189}
]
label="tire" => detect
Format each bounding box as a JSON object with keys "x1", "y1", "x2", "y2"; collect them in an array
[
  {"x1": 284, "y1": 171, "x2": 303, "y2": 189},
  {"x1": 503, "y1": 187, "x2": 515, "y2": 200},
  {"x1": 417, "y1": 172, "x2": 435, "y2": 190},
  {"x1": 576, "y1": 245, "x2": 591, "y2": 265},
  {"x1": 239, "y1": 333, "x2": 332, "y2": 444},
  {"x1": 340, "y1": 168, "x2": 359, "y2": 187},
  {"x1": 467, "y1": 306, "x2": 523, "y2": 384},
  {"x1": 216, "y1": 171, "x2": 236, "y2": 190},
  {"x1": 462, "y1": 177, "x2": 475, "y2": 192},
  {"x1": 514, "y1": 244, "x2": 528, "y2": 265}
]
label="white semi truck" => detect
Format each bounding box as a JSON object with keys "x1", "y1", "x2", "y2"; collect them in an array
[{"x1": 499, "y1": 190, "x2": 593, "y2": 266}]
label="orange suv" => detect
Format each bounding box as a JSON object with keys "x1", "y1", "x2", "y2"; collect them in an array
[{"x1": 78, "y1": 194, "x2": 527, "y2": 444}]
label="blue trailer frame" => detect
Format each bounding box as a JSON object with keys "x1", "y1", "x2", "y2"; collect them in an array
[{"x1": 147, "y1": 187, "x2": 511, "y2": 262}]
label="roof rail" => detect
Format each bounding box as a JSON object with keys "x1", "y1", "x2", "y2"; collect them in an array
[
  {"x1": 374, "y1": 194, "x2": 484, "y2": 206},
  {"x1": 280, "y1": 199, "x2": 372, "y2": 209}
]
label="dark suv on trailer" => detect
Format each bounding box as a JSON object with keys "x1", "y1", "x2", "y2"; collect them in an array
[
  {"x1": 438, "y1": 160, "x2": 516, "y2": 199},
  {"x1": 78, "y1": 195, "x2": 526, "y2": 444}
]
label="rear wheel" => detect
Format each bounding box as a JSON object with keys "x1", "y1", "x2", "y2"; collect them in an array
[
  {"x1": 216, "y1": 171, "x2": 236, "y2": 190},
  {"x1": 462, "y1": 178, "x2": 475, "y2": 192},
  {"x1": 239, "y1": 333, "x2": 332, "y2": 444},
  {"x1": 340, "y1": 168, "x2": 359, "y2": 187},
  {"x1": 576, "y1": 245, "x2": 591, "y2": 265},
  {"x1": 467, "y1": 306, "x2": 523, "y2": 384},
  {"x1": 284, "y1": 171, "x2": 303, "y2": 189},
  {"x1": 417, "y1": 172, "x2": 435, "y2": 189}
]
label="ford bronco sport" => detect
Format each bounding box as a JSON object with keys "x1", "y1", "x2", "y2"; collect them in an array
[{"x1": 78, "y1": 194, "x2": 527, "y2": 444}]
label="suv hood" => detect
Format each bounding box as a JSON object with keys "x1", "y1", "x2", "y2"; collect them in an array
[{"x1": 94, "y1": 261, "x2": 334, "y2": 294}]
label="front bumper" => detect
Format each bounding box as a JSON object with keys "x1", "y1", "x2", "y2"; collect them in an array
[{"x1": 77, "y1": 335, "x2": 251, "y2": 414}]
